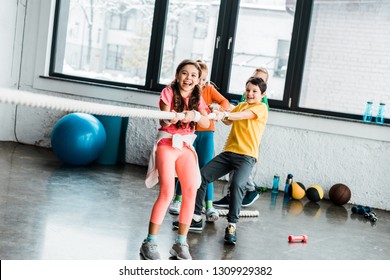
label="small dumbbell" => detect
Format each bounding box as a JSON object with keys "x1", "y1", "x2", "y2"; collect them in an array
[
  {"x1": 351, "y1": 205, "x2": 372, "y2": 215},
  {"x1": 364, "y1": 211, "x2": 378, "y2": 222},
  {"x1": 288, "y1": 235, "x2": 308, "y2": 243}
]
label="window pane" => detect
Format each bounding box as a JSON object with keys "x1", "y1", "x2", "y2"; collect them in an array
[
  {"x1": 159, "y1": 0, "x2": 220, "y2": 85},
  {"x1": 300, "y1": 0, "x2": 390, "y2": 116},
  {"x1": 229, "y1": 0, "x2": 296, "y2": 99},
  {"x1": 53, "y1": 0, "x2": 155, "y2": 86}
]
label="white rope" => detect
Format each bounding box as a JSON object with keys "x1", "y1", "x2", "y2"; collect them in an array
[
  {"x1": 0, "y1": 88, "x2": 217, "y2": 120},
  {"x1": 216, "y1": 209, "x2": 259, "y2": 217}
]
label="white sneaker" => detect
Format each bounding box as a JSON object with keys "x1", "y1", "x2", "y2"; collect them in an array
[
  {"x1": 168, "y1": 200, "x2": 181, "y2": 215},
  {"x1": 206, "y1": 207, "x2": 219, "y2": 222}
]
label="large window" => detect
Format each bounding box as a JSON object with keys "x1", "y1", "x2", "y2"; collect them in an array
[
  {"x1": 228, "y1": 1, "x2": 296, "y2": 99},
  {"x1": 52, "y1": 0, "x2": 155, "y2": 86},
  {"x1": 299, "y1": 0, "x2": 390, "y2": 119},
  {"x1": 50, "y1": 0, "x2": 389, "y2": 124},
  {"x1": 158, "y1": 0, "x2": 220, "y2": 85}
]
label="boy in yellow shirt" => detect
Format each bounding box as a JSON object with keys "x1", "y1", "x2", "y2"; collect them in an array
[
  {"x1": 195, "y1": 76, "x2": 268, "y2": 244},
  {"x1": 214, "y1": 66, "x2": 270, "y2": 208}
]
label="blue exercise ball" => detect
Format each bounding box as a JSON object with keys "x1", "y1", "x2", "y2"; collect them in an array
[{"x1": 51, "y1": 113, "x2": 107, "y2": 165}]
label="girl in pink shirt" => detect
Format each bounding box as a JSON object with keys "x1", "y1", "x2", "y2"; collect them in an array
[{"x1": 141, "y1": 59, "x2": 210, "y2": 260}]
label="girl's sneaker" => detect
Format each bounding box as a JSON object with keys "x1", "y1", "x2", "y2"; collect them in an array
[
  {"x1": 140, "y1": 239, "x2": 161, "y2": 260},
  {"x1": 206, "y1": 207, "x2": 219, "y2": 222},
  {"x1": 170, "y1": 242, "x2": 192, "y2": 260},
  {"x1": 168, "y1": 200, "x2": 181, "y2": 215}
]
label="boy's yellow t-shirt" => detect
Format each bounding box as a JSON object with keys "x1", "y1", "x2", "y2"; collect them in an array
[{"x1": 223, "y1": 102, "x2": 268, "y2": 160}]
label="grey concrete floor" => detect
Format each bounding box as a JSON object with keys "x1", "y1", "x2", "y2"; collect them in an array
[{"x1": 0, "y1": 141, "x2": 389, "y2": 260}]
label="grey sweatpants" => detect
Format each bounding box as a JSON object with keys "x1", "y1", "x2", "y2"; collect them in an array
[
  {"x1": 227, "y1": 169, "x2": 257, "y2": 192},
  {"x1": 195, "y1": 151, "x2": 256, "y2": 223}
]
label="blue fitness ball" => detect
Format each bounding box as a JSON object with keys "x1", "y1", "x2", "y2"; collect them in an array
[{"x1": 51, "y1": 113, "x2": 107, "y2": 165}]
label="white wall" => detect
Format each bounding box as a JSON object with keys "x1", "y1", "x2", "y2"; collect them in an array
[
  {"x1": 0, "y1": 0, "x2": 20, "y2": 141},
  {"x1": 1, "y1": 0, "x2": 389, "y2": 210}
]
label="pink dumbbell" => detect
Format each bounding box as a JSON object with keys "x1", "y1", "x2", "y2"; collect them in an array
[{"x1": 288, "y1": 234, "x2": 308, "y2": 243}]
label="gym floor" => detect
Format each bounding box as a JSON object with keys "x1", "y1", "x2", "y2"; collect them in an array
[{"x1": 0, "y1": 141, "x2": 389, "y2": 260}]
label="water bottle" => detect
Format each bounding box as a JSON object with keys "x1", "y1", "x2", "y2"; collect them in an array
[
  {"x1": 375, "y1": 103, "x2": 386, "y2": 124},
  {"x1": 272, "y1": 175, "x2": 280, "y2": 194},
  {"x1": 363, "y1": 101, "x2": 373, "y2": 122},
  {"x1": 284, "y1": 173, "x2": 293, "y2": 194}
]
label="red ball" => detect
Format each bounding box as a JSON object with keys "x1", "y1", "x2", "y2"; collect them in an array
[{"x1": 329, "y1": 183, "x2": 351, "y2": 205}]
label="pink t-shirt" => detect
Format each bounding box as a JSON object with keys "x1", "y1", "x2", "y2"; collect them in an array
[{"x1": 158, "y1": 86, "x2": 207, "y2": 145}]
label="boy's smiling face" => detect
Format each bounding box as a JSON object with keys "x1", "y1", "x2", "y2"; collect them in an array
[{"x1": 244, "y1": 82, "x2": 265, "y2": 104}]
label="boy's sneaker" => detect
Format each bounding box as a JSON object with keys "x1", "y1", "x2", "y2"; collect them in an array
[
  {"x1": 213, "y1": 195, "x2": 230, "y2": 208},
  {"x1": 224, "y1": 225, "x2": 237, "y2": 245},
  {"x1": 140, "y1": 239, "x2": 161, "y2": 260},
  {"x1": 172, "y1": 219, "x2": 203, "y2": 232},
  {"x1": 206, "y1": 207, "x2": 219, "y2": 222},
  {"x1": 242, "y1": 190, "x2": 259, "y2": 207},
  {"x1": 169, "y1": 242, "x2": 192, "y2": 260},
  {"x1": 168, "y1": 200, "x2": 181, "y2": 215}
]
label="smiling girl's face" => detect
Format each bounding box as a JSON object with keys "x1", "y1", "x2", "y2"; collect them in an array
[{"x1": 176, "y1": 64, "x2": 200, "y2": 97}]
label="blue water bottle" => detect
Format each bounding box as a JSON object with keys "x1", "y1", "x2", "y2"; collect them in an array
[
  {"x1": 272, "y1": 175, "x2": 280, "y2": 194},
  {"x1": 375, "y1": 103, "x2": 386, "y2": 124},
  {"x1": 363, "y1": 101, "x2": 373, "y2": 122}
]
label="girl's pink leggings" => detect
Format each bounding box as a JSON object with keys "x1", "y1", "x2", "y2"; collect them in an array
[{"x1": 149, "y1": 145, "x2": 199, "y2": 226}]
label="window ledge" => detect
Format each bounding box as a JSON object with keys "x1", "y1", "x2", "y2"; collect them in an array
[{"x1": 269, "y1": 109, "x2": 390, "y2": 142}]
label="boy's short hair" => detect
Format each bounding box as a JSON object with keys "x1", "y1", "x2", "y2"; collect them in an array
[
  {"x1": 246, "y1": 76, "x2": 267, "y2": 94},
  {"x1": 254, "y1": 66, "x2": 269, "y2": 75},
  {"x1": 253, "y1": 67, "x2": 269, "y2": 82}
]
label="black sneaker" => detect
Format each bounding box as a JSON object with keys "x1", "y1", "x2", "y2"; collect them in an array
[
  {"x1": 213, "y1": 195, "x2": 230, "y2": 208},
  {"x1": 242, "y1": 190, "x2": 259, "y2": 207},
  {"x1": 172, "y1": 219, "x2": 203, "y2": 232},
  {"x1": 224, "y1": 225, "x2": 237, "y2": 245}
]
